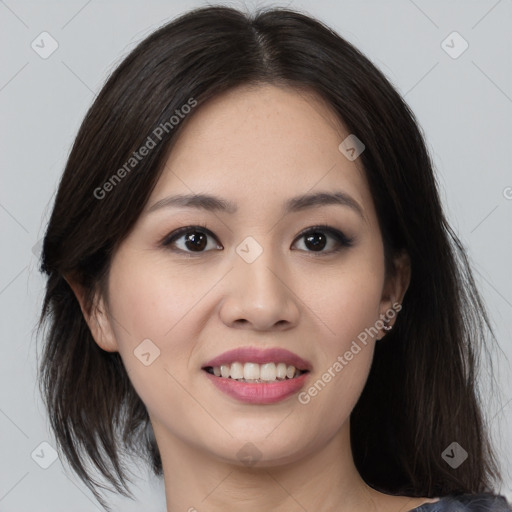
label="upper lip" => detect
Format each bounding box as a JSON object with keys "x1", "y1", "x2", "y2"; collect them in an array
[{"x1": 202, "y1": 347, "x2": 312, "y2": 371}]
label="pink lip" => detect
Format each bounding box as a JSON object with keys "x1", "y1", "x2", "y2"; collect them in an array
[
  {"x1": 203, "y1": 370, "x2": 310, "y2": 404},
  {"x1": 202, "y1": 347, "x2": 312, "y2": 371}
]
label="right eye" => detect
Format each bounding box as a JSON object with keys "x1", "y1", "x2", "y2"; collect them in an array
[{"x1": 161, "y1": 225, "x2": 223, "y2": 254}]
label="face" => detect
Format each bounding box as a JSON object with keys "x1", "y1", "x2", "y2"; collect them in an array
[{"x1": 86, "y1": 84, "x2": 408, "y2": 467}]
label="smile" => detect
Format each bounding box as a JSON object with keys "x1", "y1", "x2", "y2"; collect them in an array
[
  {"x1": 201, "y1": 347, "x2": 312, "y2": 404},
  {"x1": 204, "y1": 361, "x2": 307, "y2": 382}
]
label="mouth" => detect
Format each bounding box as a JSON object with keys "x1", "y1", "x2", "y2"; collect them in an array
[
  {"x1": 201, "y1": 347, "x2": 312, "y2": 404},
  {"x1": 202, "y1": 362, "x2": 309, "y2": 383}
]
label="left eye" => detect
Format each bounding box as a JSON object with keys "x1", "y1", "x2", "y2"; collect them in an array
[
  {"x1": 161, "y1": 225, "x2": 353, "y2": 254},
  {"x1": 162, "y1": 225, "x2": 222, "y2": 253},
  {"x1": 291, "y1": 225, "x2": 354, "y2": 253}
]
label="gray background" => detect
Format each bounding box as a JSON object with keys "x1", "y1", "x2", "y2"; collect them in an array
[{"x1": 1, "y1": 0, "x2": 511, "y2": 510}]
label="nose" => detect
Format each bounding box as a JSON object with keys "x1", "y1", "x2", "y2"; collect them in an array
[{"x1": 218, "y1": 246, "x2": 300, "y2": 332}]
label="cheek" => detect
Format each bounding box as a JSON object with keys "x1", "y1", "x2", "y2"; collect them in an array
[
  {"x1": 298, "y1": 259, "x2": 385, "y2": 350},
  {"x1": 293, "y1": 259, "x2": 384, "y2": 425},
  {"x1": 297, "y1": 290, "x2": 379, "y2": 436},
  {"x1": 302, "y1": 346, "x2": 374, "y2": 439},
  {"x1": 104, "y1": 253, "x2": 199, "y2": 393},
  {"x1": 104, "y1": 249, "x2": 236, "y2": 415},
  {"x1": 107, "y1": 248, "x2": 216, "y2": 343},
  {"x1": 105, "y1": 258, "x2": 205, "y2": 434}
]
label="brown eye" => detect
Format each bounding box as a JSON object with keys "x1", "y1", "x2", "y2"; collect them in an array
[
  {"x1": 292, "y1": 225, "x2": 354, "y2": 254},
  {"x1": 303, "y1": 232, "x2": 328, "y2": 251},
  {"x1": 182, "y1": 231, "x2": 208, "y2": 251},
  {"x1": 162, "y1": 226, "x2": 222, "y2": 253}
]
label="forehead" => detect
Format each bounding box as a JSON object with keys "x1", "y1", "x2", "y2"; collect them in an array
[{"x1": 150, "y1": 84, "x2": 372, "y2": 215}]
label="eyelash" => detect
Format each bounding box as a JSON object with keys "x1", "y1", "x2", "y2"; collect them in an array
[{"x1": 160, "y1": 223, "x2": 354, "y2": 256}]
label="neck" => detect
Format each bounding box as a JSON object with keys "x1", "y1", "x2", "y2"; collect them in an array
[{"x1": 153, "y1": 420, "x2": 378, "y2": 512}]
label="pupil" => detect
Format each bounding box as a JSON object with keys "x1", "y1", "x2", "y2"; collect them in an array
[
  {"x1": 185, "y1": 232, "x2": 207, "y2": 251},
  {"x1": 305, "y1": 232, "x2": 326, "y2": 251}
]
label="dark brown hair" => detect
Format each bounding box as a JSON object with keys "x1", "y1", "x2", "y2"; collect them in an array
[{"x1": 37, "y1": 5, "x2": 503, "y2": 510}]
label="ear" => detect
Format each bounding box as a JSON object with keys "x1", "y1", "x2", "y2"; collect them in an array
[
  {"x1": 378, "y1": 250, "x2": 411, "y2": 332},
  {"x1": 65, "y1": 276, "x2": 118, "y2": 352}
]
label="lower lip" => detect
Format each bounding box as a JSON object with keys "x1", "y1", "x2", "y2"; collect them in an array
[{"x1": 203, "y1": 370, "x2": 309, "y2": 404}]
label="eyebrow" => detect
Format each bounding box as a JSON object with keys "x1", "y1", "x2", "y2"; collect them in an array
[{"x1": 146, "y1": 191, "x2": 364, "y2": 219}]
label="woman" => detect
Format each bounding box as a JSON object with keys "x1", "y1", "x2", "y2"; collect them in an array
[{"x1": 37, "y1": 5, "x2": 511, "y2": 511}]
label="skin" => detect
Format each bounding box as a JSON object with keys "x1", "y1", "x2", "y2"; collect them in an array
[{"x1": 71, "y1": 84, "x2": 440, "y2": 511}]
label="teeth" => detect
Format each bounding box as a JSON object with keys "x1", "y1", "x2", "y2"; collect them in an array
[
  {"x1": 209, "y1": 362, "x2": 303, "y2": 381},
  {"x1": 243, "y1": 362, "x2": 260, "y2": 380},
  {"x1": 276, "y1": 362, "x2": 287, "y2": 379},
  {"x1": 260, "y1": 362, "x2": 276, "y2": 381},
  {"x1": 230, "y1": 362, "x2": 244, "y2": 380}
]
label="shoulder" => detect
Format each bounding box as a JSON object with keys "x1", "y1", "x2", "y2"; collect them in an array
[{"x1": 412, "y1": 493, "x2": 512, "y2": 512}]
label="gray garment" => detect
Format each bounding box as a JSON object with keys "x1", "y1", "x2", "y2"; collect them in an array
[{"x1": 411, "y1": 494, "x2": 512, "y2": 512}]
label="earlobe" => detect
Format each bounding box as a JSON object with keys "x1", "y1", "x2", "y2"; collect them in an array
[{"x1": 64, "y1": 275, "x2": 119, "y2": 353}]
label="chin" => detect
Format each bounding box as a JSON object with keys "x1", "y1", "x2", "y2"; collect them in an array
[{"x1": 200, "y1": 430, "x2": 315, "y2": 468}]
